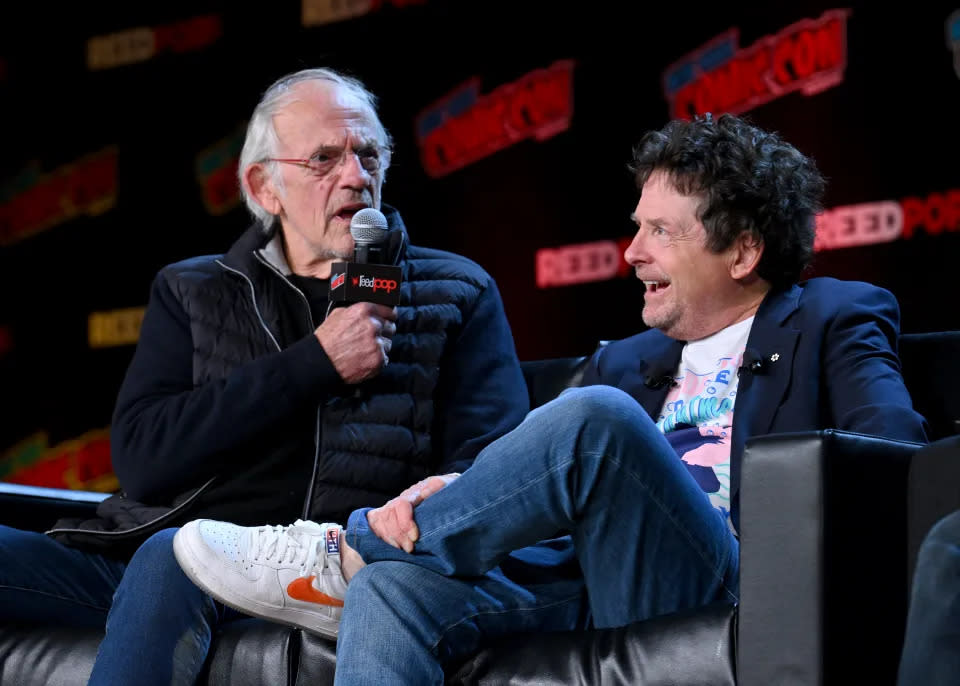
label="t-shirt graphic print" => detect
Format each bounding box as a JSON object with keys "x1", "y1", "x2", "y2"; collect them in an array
[{"x1": 657, "y1": 316, "x2": 755, "y2": 528}]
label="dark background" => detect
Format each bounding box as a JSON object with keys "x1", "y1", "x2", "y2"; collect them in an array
[{"x1": 1, "y1": 1, "x2": 958, "y2": 487}]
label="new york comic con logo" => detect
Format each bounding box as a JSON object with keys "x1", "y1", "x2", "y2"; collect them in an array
[
  {"x1": 415, "y1": 61, "x2": 574, "y2": 178},
  {"x1": 662, "y1": 9, "x2": 849, "y2": 119}
]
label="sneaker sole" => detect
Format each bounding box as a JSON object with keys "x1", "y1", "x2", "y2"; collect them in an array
[{"x1": 173, "y1": 527, "x2": 341, "y2": 640}]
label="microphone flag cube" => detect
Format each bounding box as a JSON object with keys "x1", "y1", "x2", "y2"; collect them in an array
[{"x1": 330, "y1": 262, "x2": 402, "y2": 307}]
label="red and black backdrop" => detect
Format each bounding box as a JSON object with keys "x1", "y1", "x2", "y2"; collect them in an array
[{"x1": 1, "y1": 0, "x2": 958, "y2": 489}]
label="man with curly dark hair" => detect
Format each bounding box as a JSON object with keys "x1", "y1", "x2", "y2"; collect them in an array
[
  {"x1": 629, "y1": 113, "x2": 822, "y2": 291},
  {"x1": 173, "y1": 113, "x2": 929, "y2": 685}
]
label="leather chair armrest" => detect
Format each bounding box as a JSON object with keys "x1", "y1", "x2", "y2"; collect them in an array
[
  {"x1": 202, "y1": 618, "x2": 297, "y2": 685},
  {"x1": 0, "y1": 482, "x2": 108, "y2": 533},
  {"x1": 0, "y1": 619, "x2": 301, "y2": 686},
  {"x1": 293, "y1": 631, "x2": 338, "y2": 686},
  {"x1": 738, "y1": 430, "x2": 925, "y2": 686},
  {"x1": 446, "y1": 602, "x2": 736, "y2": 686},
  {"x1": 0, "y1": 624, "x2": 102, "y2": 685},
  {"x1": 906, "y1": 435, "x2": 960, "y2": 589}
]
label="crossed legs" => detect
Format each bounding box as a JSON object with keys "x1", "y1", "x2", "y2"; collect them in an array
[{"x1": 335, "y1": 386, "x2": 739, "y2": 684}]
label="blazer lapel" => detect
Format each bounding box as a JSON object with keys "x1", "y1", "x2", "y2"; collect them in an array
[
  {"x1": 613, "y1": 334, "x2": 685, "y2": 420},
  {"x1": 730, "y1": 286, "x2": 802, "y2": 500}
]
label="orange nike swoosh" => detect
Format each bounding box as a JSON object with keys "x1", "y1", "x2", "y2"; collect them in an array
[{"x1": 286, "y1": 576, "x2": 344, "y2": 607}]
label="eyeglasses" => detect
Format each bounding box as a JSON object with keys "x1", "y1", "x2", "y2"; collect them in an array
[{"x1": 265, "y1": 144, "x2": 388, "y2": 177}]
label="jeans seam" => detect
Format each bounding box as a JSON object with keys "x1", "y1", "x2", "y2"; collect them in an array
[
  {"x1": 602, "y1": 451, "x2": 739, "y2": 602},
  {"x1": 0, "y1": 583, "x2": 112, "y2": 613},
  {"x1": 169, "y1": 612, "x2": 216, "y2": 686},
  {"x1": 416, "y1": 459, "x2": 573, "y2": 543},
  {"x1": 430, "y1": 590, "x2": 583, "y2": 653},
  {"x1": 346, "y1": 513, "x2": 363, "y2": 558}
]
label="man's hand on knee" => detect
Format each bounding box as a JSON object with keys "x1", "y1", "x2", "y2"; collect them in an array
[{"x1": 367, "y1": 474, "x2": 459, "y2": 553}]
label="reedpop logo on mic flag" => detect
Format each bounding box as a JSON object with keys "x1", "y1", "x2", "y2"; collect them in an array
[
  {"x1": 354, "y1": 275, "x2": 398, "y2": 293},
  {"x1": 330, "y1": 262, "x2": 402, "y2": 306}
]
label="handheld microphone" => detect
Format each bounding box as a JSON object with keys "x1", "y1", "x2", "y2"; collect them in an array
[
  {"x1": 350, "y1": 208, "x2": 389, "y2": 264},
  {"x1": 330, "y1": 208, "x2": 402, "y2": 307}
]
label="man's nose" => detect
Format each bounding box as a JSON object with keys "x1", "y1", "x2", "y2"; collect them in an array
[
  {"x1": 624, "y1": 229, "x2": 650, "y2": 265},
  {"x1": 339, "y1": 151, "x2": 371, "y2": 188}
]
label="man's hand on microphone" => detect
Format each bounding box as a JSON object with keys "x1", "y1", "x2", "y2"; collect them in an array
[{"x1": 315, "y1": 302, "x2": 397, "y2": 384}]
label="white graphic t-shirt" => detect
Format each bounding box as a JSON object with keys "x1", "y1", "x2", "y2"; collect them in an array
[{"x1": 656, "y1": 316, "x2": 755, "y2": 529}]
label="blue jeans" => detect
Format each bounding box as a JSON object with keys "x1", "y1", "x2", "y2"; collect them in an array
[
  {"x1": 0, "y1": 525, "x2": 233, "y2": 685},
  {"x1": 336, "y1": 385, "x2": 740, "y2": 685},
  {"x1": 898, "y1": 509, "x2": 960, "y2": 685}
]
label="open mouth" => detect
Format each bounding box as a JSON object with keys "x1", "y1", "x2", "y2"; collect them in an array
[
  {"x1": 642, "y1": 280, "x2": 670, "y2": 294},
  {"x1": 335, "y1": 204, "x2": 368, "y2": 222}
]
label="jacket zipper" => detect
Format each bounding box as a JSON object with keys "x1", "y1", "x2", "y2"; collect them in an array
[
  {"x1": 216, "y1": 260, "x2": 283, "y2": 353},
  {"x1": 250, "y1": 253, "x2": 323, "y2": 521},
  {"x1": 245, "y1": 230, "x2": 408, "y2": 521}
]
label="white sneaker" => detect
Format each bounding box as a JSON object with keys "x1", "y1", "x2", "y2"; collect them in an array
[{"x1": 173, "y1": 518, "x2": 347, "y2": 639}]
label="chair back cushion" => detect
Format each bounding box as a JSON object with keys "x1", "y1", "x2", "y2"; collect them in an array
[{"x1": 899, "y1": 332, "x2": 960, "y2": 440}]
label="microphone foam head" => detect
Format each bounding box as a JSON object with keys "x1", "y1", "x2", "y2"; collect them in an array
[{"x1": 350, "y1": 208, "x2": 389, "y2": 245}]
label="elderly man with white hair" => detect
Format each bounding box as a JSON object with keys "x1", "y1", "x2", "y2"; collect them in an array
[{"x1": 0, "y1": 67, "x2": 527, "y2": 685}]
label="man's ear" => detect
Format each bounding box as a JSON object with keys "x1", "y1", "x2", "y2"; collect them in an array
[
  {"x1": 244, "y1": 163, "x2": 282, "y2": 216},
  {"x1": 728, "y1": 232, "x2": 764, "y2": 280}
]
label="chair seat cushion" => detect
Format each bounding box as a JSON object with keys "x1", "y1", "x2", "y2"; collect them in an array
[{"x1": 447, "y1": 602, "x2": 736, "y2": 686}]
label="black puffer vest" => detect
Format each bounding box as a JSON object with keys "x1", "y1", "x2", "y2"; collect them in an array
[{"x1": 49, "y1": 207, "x2": 494, "y2": 554}]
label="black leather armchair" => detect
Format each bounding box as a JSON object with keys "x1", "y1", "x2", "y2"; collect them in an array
[{"x1": 2, "y1": 332, "x2": 958, "y2": 686}]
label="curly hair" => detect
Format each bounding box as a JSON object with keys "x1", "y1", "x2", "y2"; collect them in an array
[{"x1": 630, "y1": 113, "x2": 825, "y2": 289}]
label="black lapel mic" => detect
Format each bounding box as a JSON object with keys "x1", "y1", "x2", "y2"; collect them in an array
[
  {"x1": 643, "y1": 367, "x2": 677, "y2": 390},
  {"x1": 739, "y1": 348, "x2": 768, "y2": 376}
]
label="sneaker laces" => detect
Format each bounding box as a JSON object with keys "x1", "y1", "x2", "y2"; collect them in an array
[{"x1": 249, "y1": 520, "x2": 331, "y2": 578}]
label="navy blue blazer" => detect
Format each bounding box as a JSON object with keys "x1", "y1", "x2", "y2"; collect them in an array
[{"x1": 581, "y1": 277, "x2": 929, "y2": 529}]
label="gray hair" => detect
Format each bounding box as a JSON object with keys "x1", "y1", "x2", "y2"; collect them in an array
[{"x1": 237, "y1": 68, "x2": 393, "y2": 228}]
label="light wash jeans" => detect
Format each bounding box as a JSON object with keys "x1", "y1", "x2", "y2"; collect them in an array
[
  {"x1": 0, "y1": 525, "x2": 235, "y2": 685},
  {"x1": 898, "y1": 508, "x2": 960, "y2": 685},
  {"x1": 336, "y1": 385, "x2": 740, "y2": 685}
]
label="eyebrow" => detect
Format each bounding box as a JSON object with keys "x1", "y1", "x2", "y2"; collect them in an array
[
  {"x1": 629, "y1": 213, "x2": 671, "y2": 228},
  {"x1": 310, "y1": 138, "x2": 379, "y2": 154}
]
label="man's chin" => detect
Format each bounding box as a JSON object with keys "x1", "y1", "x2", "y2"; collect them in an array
[
  {"x1": 319, "y1": 230, "x2": 354, "y2": 262},
  {"x1": 642, "y1": 308, "x2": 676, "y2": 335},
  {"x1": 641, "y1": 308, "x2": 661, "y2": 330},
  {"x1": 318, "y1": 249, "x2": 353, "y2": 261}
]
